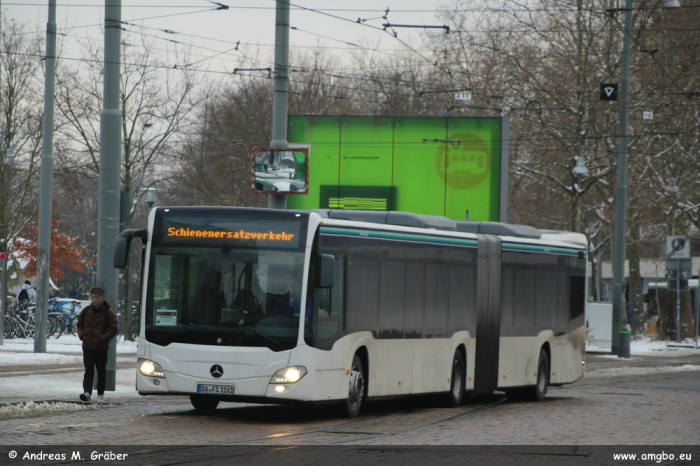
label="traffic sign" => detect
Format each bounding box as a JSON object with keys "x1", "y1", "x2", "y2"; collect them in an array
[
  {"x1": 454, "y1": 90, "x2": 472, "y2": 101},
  {"x1": 600, "y1": 83, "x2": 618, "y2": 101},
  {"x1": 666, "y1": 236, "x2": 690, "y2": 259}
]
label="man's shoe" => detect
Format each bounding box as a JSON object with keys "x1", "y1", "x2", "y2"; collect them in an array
[
  {"x1": 97, "y1": 395, "x2": 104, "y2": 402},
  {"x1": 79, "y1": 392, "x2": 91, "y2": 402}
]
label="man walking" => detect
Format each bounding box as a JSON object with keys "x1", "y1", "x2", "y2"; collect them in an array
[{"x1": 77, "y1": 287, "x2": 118, "y2": 402}]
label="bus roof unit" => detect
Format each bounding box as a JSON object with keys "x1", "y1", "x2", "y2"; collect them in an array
[
  {"x1": 312, "y1": 210, "x2": 587, "y2": 246},
  {"x1": 539, "y1": 231, "x2": 588, "y2": 247},
  {"x1": 454, "y1": 221, "x2": 541, "y2": 239},
  {"x1": 312, "y1": 209, "x2": 457, "y2": 231}
]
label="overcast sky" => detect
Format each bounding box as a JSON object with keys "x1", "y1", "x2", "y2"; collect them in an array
[{"x1": 4, "y1": 1, "x2": 451, "y2": 75}]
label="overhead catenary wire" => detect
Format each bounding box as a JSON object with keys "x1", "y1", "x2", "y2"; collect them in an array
[{"x1": 5, "y1": 2, "x2": 698, "y2": 136}]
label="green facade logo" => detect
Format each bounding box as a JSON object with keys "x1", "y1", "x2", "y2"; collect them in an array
[{"x1": 436, "y1": 133, "x2": 491, "y2": 190}]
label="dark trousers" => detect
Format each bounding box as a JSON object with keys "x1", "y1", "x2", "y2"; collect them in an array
[{"x1": 82, "y1": 350, "x2": 108, "y2": 395}]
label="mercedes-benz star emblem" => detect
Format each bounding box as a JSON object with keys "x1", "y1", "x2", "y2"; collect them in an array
[{"x1": 210, "y1": 364, "x2": 224, "y2": 378}]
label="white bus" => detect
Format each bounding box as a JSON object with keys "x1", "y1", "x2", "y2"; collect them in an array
[{"x1": 115, "y1": 207, "x2": 587, "y2": 416}]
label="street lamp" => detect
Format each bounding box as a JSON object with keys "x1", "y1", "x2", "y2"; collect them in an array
[
  {"x1": 665, "y1": 177, "x2": 679, "y2": 195},
  {"x1": 572, "y1": 156, "x2": 589, "y2": 176},
  {"x1": 143, "y1": 187, "x2": 159, "y2": 211},
  {"x1": 1, "y1": 133, "x2": 15, "y2": 166},
  {"x1": 612, "y1": 0, "x2": 679, "y2": 357}
]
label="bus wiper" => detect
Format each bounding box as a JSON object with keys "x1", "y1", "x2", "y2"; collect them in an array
[
  {"x1": 215, "y1": 321, "x2": 238, "y2": 326},
  {"x1": 242, "y1": 326, "x2": 281, "y2": 346},
  {"x1": 149, "y1": 332, "x2": 183, "y2": 345}
]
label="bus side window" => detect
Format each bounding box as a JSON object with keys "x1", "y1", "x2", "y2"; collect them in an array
[
  {"x1": 307, "y1": 253, "x2": 345, "y2": 347},
  {"x1": 331, "y1": 254, "x2": 345, "y2": 319},
  {"x1": 318, "y1": 288, "x2": 331, "y2": 315}
]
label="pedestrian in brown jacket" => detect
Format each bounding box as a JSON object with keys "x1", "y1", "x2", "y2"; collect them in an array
[{"x1": 77, "y1": 287, "x2": 118, "y2": 402}]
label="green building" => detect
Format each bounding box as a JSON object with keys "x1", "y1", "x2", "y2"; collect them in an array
[{"x1": 287, "y1": 115, "x2": 509, "y2": 222}]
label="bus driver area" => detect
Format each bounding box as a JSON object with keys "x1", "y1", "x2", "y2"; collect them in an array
[{"x1": 118, "y1": 207, "x2": 587, "y2": 416}]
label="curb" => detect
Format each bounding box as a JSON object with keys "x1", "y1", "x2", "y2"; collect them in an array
[{"x1": 584, "y1": 360, "x2": 700, "y2": 377}]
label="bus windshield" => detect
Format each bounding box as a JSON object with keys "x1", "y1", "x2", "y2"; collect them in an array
[{"x1": 144, "y1": 209, "x2": 308, "y2": 352}]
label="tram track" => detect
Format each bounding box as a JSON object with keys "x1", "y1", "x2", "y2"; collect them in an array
[
  {"x1": 92, "y1": 397, "x2": 508, "y2": 465},
  {"x1": 326, "y1": 396, "x2": 507, "y2": 444},
  {"x1": 197, "y1": 395, "x2": 507, "y2": 446},
  {"x1": 176, "y1": 396, "x2": 507, "y2": 445},
  {"x1": 220, "y1": 409, "x2": 405, "y2": 444}
]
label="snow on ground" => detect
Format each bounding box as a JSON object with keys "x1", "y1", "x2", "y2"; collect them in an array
[
  {"x1": 0, "y1": 364, "x2": 140, "y2": 411},
  {"x1": 0, "y1": 334, "x2": 136, "y2": 356},
  {"x1": 585, "y1": 363, "x2": 700, "y2": 378},
  {"x1": 0, "y1": 350, "x2": 84, "y2": 367},
  {"x1": 0, "y1": 401, "x2": 105, "y2": 420},
  {"x1": 0, "y1": 335, "x2": 136, "y2": 366},
  {"x1": 586, "y1": 335, "x2": 700, "y2": 357},
  {"x1": 0, "y1": 335, "x2": 140, "y2": 417},
  {"x1": 584, "y1": 336, "x2": 700, "y2": 377}
]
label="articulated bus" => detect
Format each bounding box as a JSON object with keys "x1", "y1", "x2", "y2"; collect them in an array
[{"x1": 115, "y1": 207, "x2": 587, "y2": 416}]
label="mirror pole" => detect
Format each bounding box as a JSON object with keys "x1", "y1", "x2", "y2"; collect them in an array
[{"x1": 269, "y1": 0, "x2": 290, "y2": 210}]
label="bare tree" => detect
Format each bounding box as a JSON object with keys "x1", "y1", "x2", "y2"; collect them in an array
[
  {"x1": 56, "y1": 30, "x2": 203, "y2": 221},
  {"x1": 166, "y1": 75, "x2": 271, "y2": 208},
  {"x1": 0, "y1": 18, "x2": 44, "y2": 283},
  {"x1": 55, "y1": 30, "x2": 202, "y2": 336},
  {"x1": 167, "y1": 48, "x2": 366, "y2": 206},
  {"x1": 289, "y1": 48, "x2": 360, "y2": 115}
]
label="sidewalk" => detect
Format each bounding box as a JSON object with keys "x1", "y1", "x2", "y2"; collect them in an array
[
  {"x1": 0, "y1": 335, "x2": 139, "y2": 409},
  {"x1": 584, "y1": 341, "x2": 700, "y2": 377}
]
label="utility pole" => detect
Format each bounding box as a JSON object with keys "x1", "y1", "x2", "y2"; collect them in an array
[
  {"x1": 611, "y1": 0, "x2": 679, "y2": 357},
  {"x1": 0, "y1": 0, "x2": 4, "y2": 347},
  {"x1": 34, "y1": 0, "x2": 57, "y2": 353},
  {"x1": 268, "y1": 0, "x2": 290, "y2": 210},
  {"x1": 98, "y1": 0, "x2": 122, "y2": 390}
]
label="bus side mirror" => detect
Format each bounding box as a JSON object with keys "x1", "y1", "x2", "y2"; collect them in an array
[
  {"x1": 114, "y1": 229, "x2": 147, "y2": 269},
  {"x1": 317, "y1": 254, "x2": 335, "y2": 288}
]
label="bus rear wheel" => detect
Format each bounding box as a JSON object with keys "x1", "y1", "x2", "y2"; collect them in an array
[
  {"x1": 446, "y1": 350, "x2": 465, "y2": 407},
  {"x1": 523, "y1": 348, "x2": 549, "y2": 401},
  {"x1": 190, "y1": 395, "x2": 219, "y2": 411},
  {"x1": 342, "y1": 353, "x2": 365, "y2": 418}
]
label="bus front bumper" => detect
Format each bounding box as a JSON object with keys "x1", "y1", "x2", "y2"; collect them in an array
[{"x1": 136, "y1": 368, "x2": 347, "y2": 403}]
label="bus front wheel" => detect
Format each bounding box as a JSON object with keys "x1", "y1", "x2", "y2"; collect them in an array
[
  {"x1": 446, "y1": 350, "x2": 465, "y2": 407},
  {"x1": 190, "y1": 395, "x2": 220, "y2": 411},
  {"x1": 342, "y1": 353, "x2": 365, "y2": 418}
]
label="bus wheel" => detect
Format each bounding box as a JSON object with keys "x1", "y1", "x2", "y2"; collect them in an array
[
  {"x1": 446, "y1": 350, "x2": 465, "y2": 407},
  {"x1": 343, "y1": 353, "x2": 365, "y2": 418},
  {"x1": 190, "y1": 395, "x2": 219, "y2": 411},
  {"x1": 523, "y1": 348, "x2": 549, "y2": 401}
]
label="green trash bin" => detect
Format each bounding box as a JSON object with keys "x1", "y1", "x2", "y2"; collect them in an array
[{"x1": 618, "y1": 331, "x2": 631, "y2": 358}]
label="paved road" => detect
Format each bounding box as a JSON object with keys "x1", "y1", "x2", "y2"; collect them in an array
[
  {"x1": 1, "y1": 356, "x2": 699, "y2": 446},
  {"x1": 1, "y1": 351, "x2": 698, "y2": 466}
]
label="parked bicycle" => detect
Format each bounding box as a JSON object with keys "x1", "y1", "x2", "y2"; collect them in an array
[
  {"x1": 55, "y1": 300, "x2": 82, "y2": 339},
  {"x1": 4, "y1": 313, "x2": 17, "y2": 339},
  {"x1": 6, "y1": 300, "x2": 37, "y2": 339},
  {"x1": 4, "y1": 298, "x2": 84, "y2": 340}
]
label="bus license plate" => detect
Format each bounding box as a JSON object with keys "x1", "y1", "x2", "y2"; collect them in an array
[{"x1": 197, "y1": 384, "x2": 235, "y2": 395}]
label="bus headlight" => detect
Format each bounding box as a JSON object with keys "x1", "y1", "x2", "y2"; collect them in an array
[
  {"x1": 138, "y1": 358, "x2": 165, "y2": 378},
  {"x1": 270, "y1": 366, "x2": 307, "y2": 384}
]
